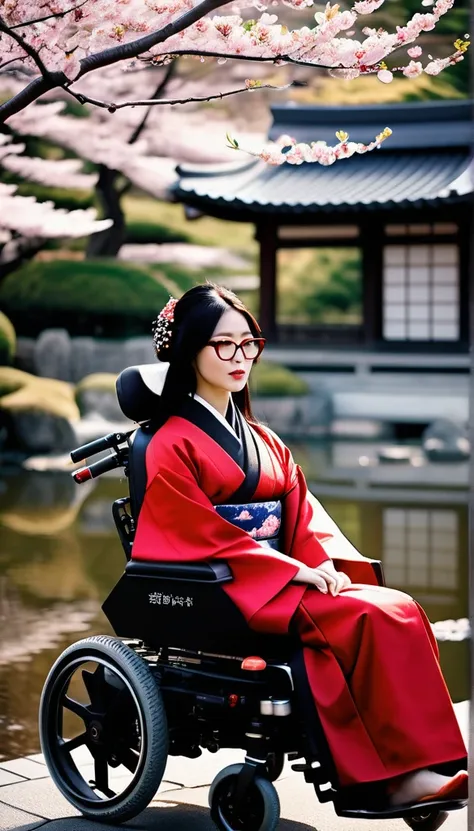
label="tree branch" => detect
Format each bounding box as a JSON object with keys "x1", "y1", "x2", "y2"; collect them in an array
[
  {"x1": 128, "y1": 61, "x2": 176, "y2": 145},
  {"x1": 9, "y1": 1, "x2": 90, "y2": 30},
  {"x1": 0, "y1": 0, "x2": 227, "y2": 121},
  {"x1": 0, "y1": 16, "x2": 50, "y2": 77},
  {"x1": 0, "y1": 55, "x2": 27, "y2": 71},
  {"x1": 66, "y1": 80, "x2": 293, "y2": 112},
  {"x1": 78, "y1": 0, "x2": 226, "y2": 75}
]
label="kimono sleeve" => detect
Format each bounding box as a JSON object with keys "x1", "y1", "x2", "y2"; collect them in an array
[
  {"x1": 265, "y1": 426, "x2": 379, "y2": 586},
  {"x1": 131, "y1": 449, "x2": 302, "y2": 622}
]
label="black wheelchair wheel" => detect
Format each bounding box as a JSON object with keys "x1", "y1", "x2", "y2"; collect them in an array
[
  {"x1": 265, "y1": 752, "x2": 285, "y2": 782},
  {"x1": 404, "y1": 810, "x2": 448, "y2": 830},
  {"x1": 39, "y1": 635, "x2": 168, "y2": 824},
  {"x1": 209, "y1": 763, "x2": 280, "y2": 831}
]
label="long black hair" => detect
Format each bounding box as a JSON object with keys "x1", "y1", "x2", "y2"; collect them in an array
[{"x1": 153, "y1": 283, "x2": 262, "y2": 422}]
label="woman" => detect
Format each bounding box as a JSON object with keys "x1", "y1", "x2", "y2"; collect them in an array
[{"x1": 132, "y1": 283, "x2": 467, "y2": 807}]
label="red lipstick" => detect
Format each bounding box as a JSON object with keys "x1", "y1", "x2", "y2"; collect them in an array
[{"x1": 229, "y1": 370, "x2": 245, "y2": 378}]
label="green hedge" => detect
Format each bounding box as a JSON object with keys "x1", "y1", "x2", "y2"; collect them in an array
[
  {"x1": 0, "y1": 258, "x2": 198, "y2": 338},
  {"x1": 0, "y1": 311, "x2": 16, "y2": 365},
  {"x1": 250, "y1": 361, "x2": 309, "y2": 398},
  {"x1": 125, "y1": 221, "x2": 190, "y2": 245}
]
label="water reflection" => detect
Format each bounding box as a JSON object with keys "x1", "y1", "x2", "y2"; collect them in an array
[{"x1": 0, "y1": 442, "x2": 469, "y2": 761}]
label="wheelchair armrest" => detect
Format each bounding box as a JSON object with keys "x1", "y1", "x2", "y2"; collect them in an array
[{"x1": 125, "y1": 559, "x2": 233, "y2": 583}]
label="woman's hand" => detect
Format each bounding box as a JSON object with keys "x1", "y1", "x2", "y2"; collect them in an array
[
  {"x1": 317, "y1": 559, "x2": 351, "y2": 595},
  {"x1": 294, "y1": 559, "x2": 351, "y2": 595}
]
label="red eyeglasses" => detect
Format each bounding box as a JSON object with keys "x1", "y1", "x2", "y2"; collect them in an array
[{"x1": 207, "y1": 337, "x2": 266, "y2": 361}]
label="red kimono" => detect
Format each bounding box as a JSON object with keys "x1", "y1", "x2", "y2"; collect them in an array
[{"x1": 132, "y1": 399, "x2": 466, "y2": 787}]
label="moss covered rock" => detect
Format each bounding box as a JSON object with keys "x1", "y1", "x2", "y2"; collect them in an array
[
  {"x1": 0, "y1": 371, "x2": 79, "y2": 452},
  {"x1": 0, "y1": 366, "x2": 34, "y2": 397},
  {"x1": 75, "y1": 372, "x2": 121, "y2": 419}
]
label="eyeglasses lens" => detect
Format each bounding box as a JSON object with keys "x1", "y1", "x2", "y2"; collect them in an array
[{"x1": 217, "y1": 340, "x2": 261, "y2": 360}]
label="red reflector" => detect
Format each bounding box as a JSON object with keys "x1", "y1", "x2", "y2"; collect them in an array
[
  {"x1": 74, "y1": 467, "x2": 92, "y2": 483},
  {"x1": 241, "y1": 656, "x2": 267, "y2": 671},
  {"x1": 228, "y1": 694, "x2": 239, "y2": 708}
]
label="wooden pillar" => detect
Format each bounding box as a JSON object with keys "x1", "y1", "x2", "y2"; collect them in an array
[
  {"x1": 458, "y1": 207, "x2": 472, "y2": 349},
  {"x1": 257, "y1": 219, "x2": 278, "y2": 341},
  {"x1": 360, "y1": 221, "x2": 383, "y2": 349}
]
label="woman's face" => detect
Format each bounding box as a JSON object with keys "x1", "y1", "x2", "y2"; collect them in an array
[{"x1": 194, "y1": 307, "x2": 256, "y2": 395}]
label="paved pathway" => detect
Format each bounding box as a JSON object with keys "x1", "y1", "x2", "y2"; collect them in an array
[{"x1": 0, "y1": 702, "x2": 468, "y2": 831}]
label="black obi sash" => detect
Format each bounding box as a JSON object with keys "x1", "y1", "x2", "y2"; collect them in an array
[{"x1": 215, "y1": 500, "x2": 282, "y2": 551}]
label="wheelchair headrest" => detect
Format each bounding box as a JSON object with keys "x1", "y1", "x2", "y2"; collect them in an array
[{"x1": 116, "y1": 363, "x2": 169, "y2": 422}]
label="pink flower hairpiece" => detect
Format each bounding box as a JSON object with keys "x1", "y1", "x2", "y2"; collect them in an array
[{"x1": 152, "y1": 296, "x2": 177, "y2": 354}]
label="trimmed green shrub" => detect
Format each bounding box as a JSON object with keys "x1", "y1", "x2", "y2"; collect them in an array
[
  {"x1": 0, "y1": 258, "x2": 199, "y2": 338},
  {"x1": 250, "y1": 361, "x2": 309, "y2": 398},
  {"x1": 126, "y1": 221, "x2": 190, "y2": 245},
  {"x1": 0, "y1": 311, "x2": 16, "y2": 365}
]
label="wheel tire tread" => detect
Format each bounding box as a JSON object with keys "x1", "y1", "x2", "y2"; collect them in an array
[
  {"x1": 209, "y1": 763, "x2": 280, "y2": 831},
  {"x1": 39, "y1": 635, "x2": 168, "y2": 824}
]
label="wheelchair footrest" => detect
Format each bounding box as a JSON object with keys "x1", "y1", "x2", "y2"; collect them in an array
[
  {"x1": 336, "y1": 797, "x2": 467, "y2": 820},
  {"x1": 291, "y1": 760, "x2": 328, "y2": 784}
]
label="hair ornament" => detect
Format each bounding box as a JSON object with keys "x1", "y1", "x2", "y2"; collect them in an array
[{"x1": 152, "y1": 296, "x2": 177, "y2": 355}]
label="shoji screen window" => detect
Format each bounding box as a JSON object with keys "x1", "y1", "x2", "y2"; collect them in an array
[{"x1": 383, "y1": 244, "x2": 459, "y2": 341}]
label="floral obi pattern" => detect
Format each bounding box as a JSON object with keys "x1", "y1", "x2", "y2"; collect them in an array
[{"x1": 215, "y1": 501, "x2": 282, "y2": 551}]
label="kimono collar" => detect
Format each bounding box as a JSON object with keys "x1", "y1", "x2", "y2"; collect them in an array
[
  {"x1": 176, "y1": 397, "x2": 261, "y2": 502},
  {"x1": 192, "y1": 393, "x2": 240, "y2": 442}
]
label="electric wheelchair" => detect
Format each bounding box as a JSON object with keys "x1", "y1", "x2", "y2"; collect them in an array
[{"x1": 39, "y1": 365, "x2": 467, "y2": 830}]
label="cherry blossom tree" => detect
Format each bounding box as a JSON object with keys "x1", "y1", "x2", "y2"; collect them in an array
[
  {"x1": 0, "y1": 132, "x2": 112, "y2": 278},
  {"x1": 0, "y1": 58, "x2": 266, "y2": 256},
  {"x1": 0, "y1": 0, "x2": 468, "y2": 168}
]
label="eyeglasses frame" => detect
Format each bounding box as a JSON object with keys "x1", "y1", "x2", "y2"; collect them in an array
[{"x1": 207, "y1": 337, "x2": 266, "y2": 362}]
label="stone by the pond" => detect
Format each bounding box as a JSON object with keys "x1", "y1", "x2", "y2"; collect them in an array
[
  {"x1": 10, "y1": 411, "x2": 77, "y2": 454},
  {"x1": 254, "y1": 393, "x2": 332, "y2": 438},
  {"x1": 422, "y1": 419, "x2": 470, "y2": 462},
  {"x1": 377, "y1": 446, "x2": 414, "y2": 464},
  {"x1": 35, "y1": 329, "x2": 72, "y2": 382}
]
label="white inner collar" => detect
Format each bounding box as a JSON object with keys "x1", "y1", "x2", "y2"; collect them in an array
[{"x1": 192, "y1": 393, "x2": 240, "y2": 441}]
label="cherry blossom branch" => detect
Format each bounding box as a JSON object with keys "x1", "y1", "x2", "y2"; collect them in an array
[
  {"x1": 228, "y1": 126, "x2": 393, "y2": 166},
  {"x1": 79, "y1": 0, "x2": 227, "y2": 74},
  {"x1": 0, "y1": 0, "x2": 228, "y2": 121},
  {"x1": 9, "y1": 1, "x2": 90, "y2": 30},
  {"x1": 66, "y1": 79, "x2": 293, "y2": 112},
  {"x1": 127, "y1": 61, "x2": 177, "y2": 145},
  {"x1": 0, "y1": 17, "x2": 50, "y2": 77}
]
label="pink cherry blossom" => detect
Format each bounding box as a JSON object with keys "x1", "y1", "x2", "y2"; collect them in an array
[
  {"x1": 402, "y1": 59, "x2": 423, "y2": 77},
  {"x1": 407, "y1": 45, "x2": 422, "y2": 57}
]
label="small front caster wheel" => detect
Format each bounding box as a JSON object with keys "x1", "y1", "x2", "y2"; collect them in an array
[
  {"x1": 265, "y1": 752, "x2": 285, "y2": 782},
  {"x1": 404, "y1": 811, "x2": 448, "y2": 831},
  {"x1": 209, "y1": 763, "x2": 280, "y2": 831}
]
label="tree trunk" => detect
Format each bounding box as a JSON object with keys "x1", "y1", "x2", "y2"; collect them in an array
[{"x1": 86, "y1": 165, "x2": 126, "y2": 258}]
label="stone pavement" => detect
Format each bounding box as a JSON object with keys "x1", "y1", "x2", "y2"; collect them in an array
[{"x1": 0, "y1": 702, "x2": 468, "y2": 831}]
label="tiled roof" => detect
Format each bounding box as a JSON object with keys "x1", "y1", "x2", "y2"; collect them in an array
[
  {"x1": 173, "y1": 100, "x2": 473, "y2": 215},
  {"x1": 174, "y1": 151, "x2": 472, "y2": 215}
]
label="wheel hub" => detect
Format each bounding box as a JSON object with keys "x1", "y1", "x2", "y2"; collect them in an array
[{"x1": 89, "y1": 720, "x2": 104, "y2": 744}]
